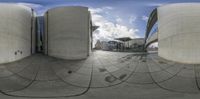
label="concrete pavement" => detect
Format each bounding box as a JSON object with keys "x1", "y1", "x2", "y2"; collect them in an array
[{"x1": 0, "y1": 51, "x2": 200, "y2": 99}]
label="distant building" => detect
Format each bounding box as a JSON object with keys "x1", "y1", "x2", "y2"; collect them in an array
[
  {"x1": 101, "y1": 41, "x2": 109, "y2": 51},
  {"x1": 115, "y1": 37, "x2": 131, "y2": 51},
  {"x1": 94, "y1": 40, "x2": 102, "y2": 50},
  {"x1": 99, "y1": 38, "x2": 145, "y2": 52},
  {"x1": 108, "y1": 40, "x2": 124, "y2": 51},
  {"x1": 98, "y1": 40, "x2": 124, "y2": 51},
  {"x1": 115, "y1": 37, "x2": 145, "y2": 52},
  {"x1": 125, "y1": 38, "x2": 144, "y2": 51}
]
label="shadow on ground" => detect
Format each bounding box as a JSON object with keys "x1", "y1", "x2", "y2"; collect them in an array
[{"x1": 0, "y1": 51, "x2": 200, "y2": 99}]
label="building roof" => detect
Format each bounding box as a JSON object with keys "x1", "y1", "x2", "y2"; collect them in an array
[
  {"x1": 115, "y1": 37, "x2": 132, "y2": 42},
  {"x1": 131, "y1": 38, "x2": 145, "y2": 40},
  {"x1": 92, "y1": 26, "x2": 99, "y2": 31}
]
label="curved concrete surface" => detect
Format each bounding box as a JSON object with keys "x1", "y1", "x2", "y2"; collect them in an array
[
  {"x1": 1, "y1": 51, "x2": 200, "y2": 99},
  {"x1": 0, "y1": 4, "x2": 35, "y2": 64},
  {"x1": 158, "y1": 3, "x2": 200, "y2": 64},
  {"x1": 44, "y1": 6, "x2": 91, "y2": 60}
]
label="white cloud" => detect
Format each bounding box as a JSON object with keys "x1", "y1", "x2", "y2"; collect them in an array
[
  {"x1": 90, "y1": 7, "x2": 139, "y2": 46},
  {"x1": 142, "y1": 15, "x2": 149, "y2": 22},
  {"x1": 146, "y1": 3, "x2": 165, "y2": 7},
  {"x1": 17, "y1": 3, "x2": 47, "y2": 15},
  {"x1": 89, "y1": 6, "x2": 114, "y2": 14},
  {"x1": 17, "y1": 3, "x2": 43, "y2": 9},
  {"x1": 90, "y1": 8, "x2": 103, "y2": 14},
  {"x1": 116, "y1": 16, "x2": 122, "y2": 23},
  {"x1": 103, "y1": 6, "x2": 113, "y2": 10},
  {"x1": 129, "y1": 15, "x2": 137, "y2": 24}
]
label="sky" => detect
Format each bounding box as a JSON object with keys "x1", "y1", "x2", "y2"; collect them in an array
[{"x1": 1, "y1": 0, "x2": 200, "y2": 46}]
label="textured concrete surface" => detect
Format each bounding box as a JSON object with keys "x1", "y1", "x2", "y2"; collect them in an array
[
  {"x1": 0, "y1": 51, "x2": 200, "y2": 99},
  {"x1": 158, "y1": 3, "x2": 200, "y2": 63},
  {"x1": 44, "y1": 6, "x2": 92, "y2": 60},
  {"x1": 0, "y1": 4, "x2": 35, "y2": 64}
]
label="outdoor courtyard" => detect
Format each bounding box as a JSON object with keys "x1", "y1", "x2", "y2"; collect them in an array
[{"x1": 0, "y1": 51, "x2": 200, "y2": 99}]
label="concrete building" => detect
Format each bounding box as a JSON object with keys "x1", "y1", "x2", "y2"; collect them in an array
[
  {"x1": 107, "y1": 40, "x2": 124, "y2": 51},
  {"x1": 101, "y1": 41, "x2": 110, "y2": 51},
  {"x1": 115, "y1": 37, "x2": 131, "y2": 51},
  {"x1": 97, "y1": 40, "x2": 123, "y2": 51},
  {"x1": 0, "y1": 4, "x2": 36, "y2": 64},
  {"x1": 145, "y1": 3, "x2": 200, "y2": 64},
  {"x1": 124, "y1": 38, "x2": 144, "y2": 51},
  {"x1": 94, "y1": 40, "x2": 102, "y2": 50},
  {"x1": 44, "y1": 6, "x2": 95, "y2": 60}
]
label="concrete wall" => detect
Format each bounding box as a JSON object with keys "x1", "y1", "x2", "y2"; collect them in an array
[
  {"x1": 44, "y1": 6, "x2": 91, "y2": 60},
  {"x1": 0, "y1": 4, "x2": 35, "y2": 64},
  {"x1": 32, "y1": 12, "x2": 36, "y2": 54},
  {"x1": 158, "y1": 3, "x2": 200, "y2": 64}
]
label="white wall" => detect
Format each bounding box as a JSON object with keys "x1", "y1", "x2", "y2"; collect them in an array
[
  {"x1": 158, "y1": 3, "x2": 200, "y2": 64},
  {"x1": 44, "y1": 6, "x2": 91, "y2": 60},
  {"x1": 0, "y1": 4, "x2": 35, "y2": 64}
]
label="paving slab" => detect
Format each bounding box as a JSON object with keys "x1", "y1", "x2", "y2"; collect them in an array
[{"x1": 0, "y1": 51, "x2": 200, "y2": 98}]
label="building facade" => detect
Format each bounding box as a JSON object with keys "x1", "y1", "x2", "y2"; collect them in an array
[
  {"x1": 0, "y1": 4, "x2": 36, "y2": 64},
  {"x1": 124, "y1": 38, "x2": 144, "y2": 51},
  {"x1": 44, "y1": 6, "x2": 93, "y2": 60},
  {"x1": 146, "y1": 3, "x2": 200, "y2": 64}
]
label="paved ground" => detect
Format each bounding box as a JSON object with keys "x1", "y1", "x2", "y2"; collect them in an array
[{"x1": 0, "y1": 50, "x2": 200, "y2": 99}]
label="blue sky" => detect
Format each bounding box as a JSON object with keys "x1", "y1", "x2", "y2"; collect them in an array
[{"x1": 1, "y1": 0, "x2": 200, "y2": 44}]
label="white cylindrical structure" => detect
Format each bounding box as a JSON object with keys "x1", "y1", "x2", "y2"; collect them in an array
[
  {"x1": 158, "y1": 3, "x2": 200, "y2": 64},
  {"x1": 44, "y1": 6, "x2": 92, "y2": 60},
  {"x1": 0, "y1": 4, "x2": 35, "y2": 63}
]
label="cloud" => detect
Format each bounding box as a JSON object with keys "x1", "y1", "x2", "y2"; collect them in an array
[
  {"x1": 90, "y1": 7, "x2": 139, "y2": 46},
  {"x1": 142, "y1": 15, "x2": 148, "y2": 22},
  {"x1": 89, "y1": 6, "x2": 114, "y2": 14},
  {"x1": 129, "y1": 15, "x2": 137, "y2": 24},
  {"x1": 90, "y1": 8, "x2": 103, "y2": 14},
  {"x1": 103, "y1": 6, "x2": 113, "y2": 10},
  {"x1": 146, "y1": 2, "x2": 165, "y2": 7},
  {"x1": 17, "y1": 2, "x2": 43, "y2": 9},
  {"x1": 17, "y1": 2, "x2": 46, "y2": 15},
  {"x1": 116, "y1": 16, "x2": 122, "y2": 23}
]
